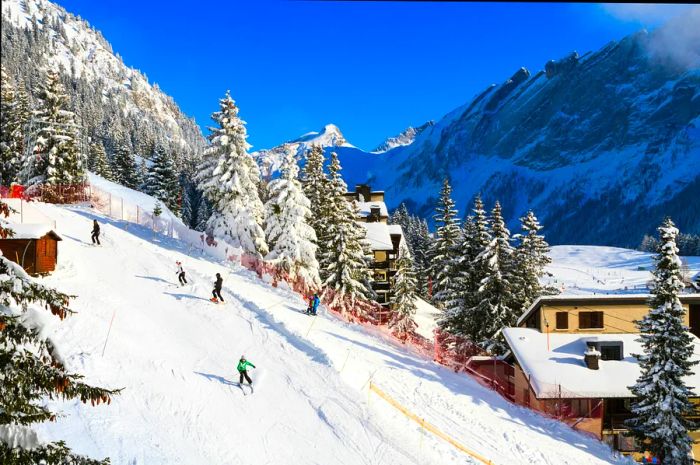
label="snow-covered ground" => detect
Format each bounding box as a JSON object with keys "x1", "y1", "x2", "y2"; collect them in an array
[
  {"x1": 16, "y1": 201, "x2": 629, "y2": 465},
  {"x1": 546, "y1": 245, "x2": 700, "y2": 295}
]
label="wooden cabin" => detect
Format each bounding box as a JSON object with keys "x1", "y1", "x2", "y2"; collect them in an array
[
  {"x1": 0, "y1": 224, "x2": 62, "y2": 275},
  {"x1": 501, "y1": 294, "x2": 700, "y2": 461}
]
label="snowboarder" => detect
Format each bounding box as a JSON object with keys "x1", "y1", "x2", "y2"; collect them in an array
[
  {"x1": 91, "y1": 220, "x2": 101, "y2": 245},
  {"x1": 176, "y1": 261, "x2": 187, "y2": 285},
  {"x1": 237, "y1": 355, "x2": 255, "y2": 386},
  {"x1": 306, "y1": 293, "x2": 320, "y2": 316},
  {"x1": 210, "y1": 272, "x2": 224, "y2": 303}
]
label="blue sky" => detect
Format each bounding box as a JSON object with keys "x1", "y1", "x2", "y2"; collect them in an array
[{"x1": 56, "y1": 1, "x2": 685, "y2": 150}]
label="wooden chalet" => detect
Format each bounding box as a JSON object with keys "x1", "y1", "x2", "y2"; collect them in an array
[{"x1": 0, "y1": 223, "x2": 62, "y2": 275}]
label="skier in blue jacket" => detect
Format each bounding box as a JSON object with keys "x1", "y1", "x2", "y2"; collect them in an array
[{"x1": 306, "y1": 293, "x2": 320, "y2": 316}]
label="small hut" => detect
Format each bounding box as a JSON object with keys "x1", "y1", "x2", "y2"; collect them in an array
[{"x1": 0, "y1": 224, "x2": 62, "y2": 275}]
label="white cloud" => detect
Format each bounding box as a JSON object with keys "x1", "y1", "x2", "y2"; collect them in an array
[
  {"x1": 645, "y1": 6, "x2": 700, "y2": 70},
  {"x1": 600, "y1": 3, "x2": 692, "y2": 24}
]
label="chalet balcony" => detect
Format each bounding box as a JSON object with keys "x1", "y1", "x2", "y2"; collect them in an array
[
  {"x1": 603, "y1": 413, "x2": 632, "y2": 431},
  {"x1": 370, "y1": 261, "x2": 389, "y2": 269},
  {"x1": 372, "y1": 282, "x2": 391, "y2": 291}
]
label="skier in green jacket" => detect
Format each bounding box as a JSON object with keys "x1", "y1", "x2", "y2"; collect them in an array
[{"x1": 237, "y1": 355, "x2": 256, "y2": 385}]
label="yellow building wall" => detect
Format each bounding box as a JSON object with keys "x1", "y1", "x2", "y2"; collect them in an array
[
  {"x1": 369, "y1": 193, "x2": 385, "y2": 202},
  {"x1": 540, "y1": 303, "x2": 691, "y2": 334},
  {"x1": 374, "y1": 251, "x2": 387, "y2": 262}
]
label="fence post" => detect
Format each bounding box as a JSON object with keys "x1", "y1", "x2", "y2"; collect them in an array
[
  {"x1": 109, "y1": 193, "x2": 112, "y2": 217},
  {"x1": 121, "y1": 198, "x2": 124, "y2": 220}
]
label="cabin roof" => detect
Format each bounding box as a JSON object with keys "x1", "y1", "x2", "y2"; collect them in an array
[
  {"x1": 516, "y1": 293, "x2": 700, "y2": 326},
  {"x1": 360, "y1": 222, "x2": 401, "y2": 251},
  {"x1": 3, "y1": 223, "x2": 62, "y2": 241},
  {"x1": 503, "y1": 327, "x2": 700, "y2": 398},
  {"x1": 355, "y1": 201, "x2": 389, "y2": 218}
]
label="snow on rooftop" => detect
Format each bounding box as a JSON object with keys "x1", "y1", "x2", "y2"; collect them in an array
[
  {"x1": 356, "y1": 201, "x2": 389, "y2": 218},
  {"x1": 360, "y1": 222, "x2": 396, "y2": 251},
  {"x1": 503, "y1": 327, "x2": 700, "y2": 399},
  {"x1": 4, "y1": 223, "x2": 61, "y2": 240}
]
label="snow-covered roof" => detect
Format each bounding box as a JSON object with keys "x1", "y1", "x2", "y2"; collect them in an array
[
  {"x1": 356, "y1": 201, "x2": 389, "y2": 218},
  {"x1": 503, "y1": 327, "x2": 700, "y2": 399},
  {"x1": 516, "y1": 293, "x2": 700, "y2": 326},
  {"x1": 387, "y1": 224, "x2": 403, "y2": 236},
  {"x1": 4, "y1": 223, "x2": 62, "y2": 240},
  {"x1": 360, "y1": 222, "x2": 398, "y2": 251}
]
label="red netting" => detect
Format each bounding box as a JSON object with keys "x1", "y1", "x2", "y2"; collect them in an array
[{"x1": 1, "y1": 183, "x2": 91, "y2": 204}]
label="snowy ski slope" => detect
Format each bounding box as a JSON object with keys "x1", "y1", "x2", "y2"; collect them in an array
[{"x1": 24, "y1": 202, "x2": 629, "y2": 465}]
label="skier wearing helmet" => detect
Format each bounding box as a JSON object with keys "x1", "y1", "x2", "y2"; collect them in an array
[{"x1": 237, "y1": 355, "x2": 256, "y2": 386}]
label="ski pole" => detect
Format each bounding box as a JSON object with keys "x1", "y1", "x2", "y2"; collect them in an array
[{"x1": 101, "y1": 309, "x2": 116, "y2": 357}]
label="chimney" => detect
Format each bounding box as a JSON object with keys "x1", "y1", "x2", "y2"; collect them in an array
[{"x1": 584, "y1": 343, "x2": 601, "y2": 370}]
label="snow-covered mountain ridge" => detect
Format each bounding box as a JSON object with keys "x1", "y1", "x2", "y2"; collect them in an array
[
  {"x1": 264, "y1": 27, "x2": 699, "y2": 247},
  {"x1": 336, "y1": 30, "x2": 700, "y2": 247},
  {"x1": 1, "y1": 0, "x2": 205, "y2": 158}
]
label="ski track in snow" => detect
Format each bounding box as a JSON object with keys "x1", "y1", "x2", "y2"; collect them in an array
[{"x1": 28, "y1": 204, "x2": 630, "y2": 465}]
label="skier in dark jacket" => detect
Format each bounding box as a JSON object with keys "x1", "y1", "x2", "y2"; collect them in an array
[
  {"x1": 175, "y1": 261, "x2": 187, "y2": 285},
  {"x1": 91, "y1": 220, "x2": 101, "y2": 245},
  {"x1": 237, "y1": 355, "x2": 255, "y2": 385},
  {"x1": 211, "y1": 272, "x2": 224, "y2": 303}
]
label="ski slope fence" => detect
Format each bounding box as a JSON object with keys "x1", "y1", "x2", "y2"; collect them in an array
[
  {"x1": 368, "y1": 381, "x2": 494, "y2": 465},
  {"x1": 2, "y1": 183, "x2": 608, "y2": 454}
]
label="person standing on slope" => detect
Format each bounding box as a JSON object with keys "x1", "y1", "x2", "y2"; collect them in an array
[
  {"x1": 175, "y1": 261, "x2": 187, "y2": 286},
  {"x1": 306, "y1": 292, "x2": 320, "y2": 316},
  {"x1": 211, "y1": 272, "x2": 224, "y2": 303},
  {"x1": 91, "y1": 220, "x2": 101, "y2": 245},
  {"x1": 237, "y1": 355, "x2": 255, "y2": 385}
]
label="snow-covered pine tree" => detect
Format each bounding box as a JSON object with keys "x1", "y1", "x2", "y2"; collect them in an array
[
  {"x1": 438, "y1": 215, "x2": 479, "y2": 338},
  {"x1": 626, "y1": 218, "x2": 697, "y2": 465},
  {"x1": 0, "y1": 67, "x2": 24, "y2": 186},
  {"x1": 301, "y1": 144, "x2": 331, "y2": 278},
  {"x1": 263, "y1": 150, "x2": 321, "y2": 292},
  {"x1": 389, "y1": 204, "x2": 411, "y2": 247},
  {"x1": 427, "y1": 179, "x2": 462, "y2": 305},
  {"x1": 25, "y1": 70, "x2": 85, "y2": 186},
  {"x1": 512, "y1": 210, "x2": 556, "y2": 311},
  {"x1": 111, "y1": 141, "x2": 138, "y2": 189},
  {"x1": 389, "y1": 241, "x2": 418, "y2": 340},
  {"x1": 321, "y1": 152, "x2": 372, "y2": 314},
  {"x1": 0, "y1": 201, "x2": 118, "y2": 464},
  {"x1": 87, "y1": 140, "x2": 113, "y2": 180},
  {"x1": 472, "y1": 201, "x2": 516, "y2": 353},
  {"x1": 412, "y1": 217, "x2": 433, "y2": 299},
  {"x1": 196, "y1": 91, "x2": 267, "y2": 257},
  {"x1": 153, "y1": 201, "x2": 162, "y2": 218},
  {"x1": 146, "y1": 146, "x2": 180, "y2": 214}
]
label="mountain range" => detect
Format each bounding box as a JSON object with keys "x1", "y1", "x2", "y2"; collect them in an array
[{"x1": 261, "y1": 29, "x2": 699, "y2": 247}]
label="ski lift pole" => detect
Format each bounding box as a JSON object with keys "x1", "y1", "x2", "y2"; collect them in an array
[{"x1": 101, "y1": 309, "x2": 117, "y2": 357}]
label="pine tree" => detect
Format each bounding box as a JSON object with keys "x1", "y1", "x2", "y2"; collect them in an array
[
  {"x1": 512, "y1": 210, "x2": 556, "y2": 312},
  {"x1": 439, "y1": 215, "x2": 479, "y2": 338},
  {"x1": 627, "y1": 218, "x2": 697, "y2": 465},
  {"x1": 301, "y1": 144, "x2": 331, "y2": 278},
  {"x1": 25, "y1": 70, "x2": 85, "y2": 186},
  {"x1": 321, "y1": 152, "x2": 371, "y2": 314},
  {"x1": 427, "y1": 179, "x2": 462, "y2": 304},
  {"x1": 153, "y1": 201, "x2": 162, "y2": 218},
  {"x1": 0, "y1": 201, "x2": 118, "y2": 464},
  {"x1": 87, "y1": 140, "x2": 113, "y2": 180},
  {"x1": 263, "y1": 150, "x2": 321, "y2": 293},
  {"x1": 472, "y1": 201, "x2": 516, "y2": 353},
  {"x1": 146, "y1": 146, "x2": 180, "y2": 214},
  {"x1": 0, "y1": 67, "x2": 24, "y2": 186},
  {"x1": 389, "y1": 241, "x2": 418, "y2": 340},
  {"x1": 196, "y1": 91, "x2": 267, "y2": 257},
  {"x1": 110, "y1": 141, "x2": 138, "y2": 189},
  {"x1": 412, "y1": 218, "x2": 433, "y2": 299}
]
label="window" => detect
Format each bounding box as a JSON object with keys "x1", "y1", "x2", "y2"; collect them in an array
[
  {"x1": 579, "y1": 311, "x2": 604, "y2": 329},
  {"x1": 555, "y1": 312, "x2": 568, "y2": 330},
  {"x1": 376, "y1": 292, "x2": 388, "y2": 304},
  {"x1": 600, "y1": 345, "x2": 622, "y2": 361},
  {"x1": 374, "y1": 270, "x2": 387, "y2": 282}
]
